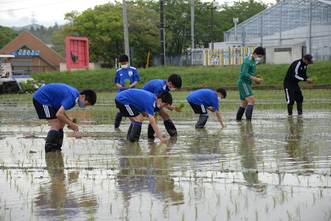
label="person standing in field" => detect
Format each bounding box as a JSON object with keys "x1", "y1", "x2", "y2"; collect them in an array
[
  {"x1": 115, "y1": 89, "x2": 173, "y2": 144},
  {"x1": 114, "y1": 54, "x2": 140, "y2": 129},
  {"x1": 33, "y1": 83, "x2": 97, "y2": 153},
  {"x1": 187, "y1": 88, "x2": 227, "y2": 129},
  {"x1": 142, "y1": 74, "x2": 182, "y2": 139},
  {"x1": 235, "y1": 47, "x2": 265, "y2": 121},
  {"x1": 284, "y1": 54, "x2": 314, "y2": 116}
]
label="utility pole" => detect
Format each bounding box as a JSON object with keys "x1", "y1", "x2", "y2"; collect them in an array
[
  {"x1": 160, "y1": 0, "x2": 165, "y2": 66},
  {"x1": 191, "y1": 0, "x2": 195, "y2": 66},
  {"x1": 233, "y1": 18, "x2": 238, "y2": 41},
  {"x1": 208, "y1": 1, "x2": 218, "y2": 50},
  {"x1": 122, "y1": 0, "x2": 130, "y2": 58},
  {"x1": 191, "y1": 0, "x2": 195, "y2": 50}
]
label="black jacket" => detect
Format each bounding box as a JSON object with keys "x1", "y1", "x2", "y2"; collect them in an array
[{"x1": 284, "y1": 59, "x2": 309, "y2": 85}]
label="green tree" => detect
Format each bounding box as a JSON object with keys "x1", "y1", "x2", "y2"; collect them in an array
[
  {"x1": 0, "y1": 26, "x2": 19, "y2": 49},
  {"x1": 52, "y1": 3, "x2": 159, "y2": 67},
  {"x1": 50, "y1": 0, "x2": 268, "y2": 67}
]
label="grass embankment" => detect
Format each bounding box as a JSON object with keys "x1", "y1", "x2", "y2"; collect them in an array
[{"x1": 30, "y1": 61, "x2": 331, "y2": 91}]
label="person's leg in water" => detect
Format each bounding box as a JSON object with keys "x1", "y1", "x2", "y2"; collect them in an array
[
  {"x1": 114, "y1": 112, "x2": 123, "y2": 128},
  {"x1": 127, "y1": 115, "x2": 143, "y2": 142},
  {"x1": 294, "y1": 86, "x2": 304, "y2": 116},
  {"x1": 159, "y1": 109, "x2": 177, "y2": 136},
  {"x1": 284, "y1": 86, "x2": 296, "y2": 116},
  {"x1": 244, "y1": 96, "x2": 255, "y2": 121},
  {"x1": 45, "y1": 119, "x2": 65, "y2": 152},
  {"x1": 236, "y1": 99, "x2": 247, "y2": 121}
]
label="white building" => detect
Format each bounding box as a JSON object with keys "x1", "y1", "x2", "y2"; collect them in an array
[{"x1": 222, "y1": 0, "x2": 331, "y2": 64}]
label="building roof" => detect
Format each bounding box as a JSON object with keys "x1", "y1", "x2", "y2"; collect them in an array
[{"x1": 0, "y1": 31, "x2": 65, "y2": 66}]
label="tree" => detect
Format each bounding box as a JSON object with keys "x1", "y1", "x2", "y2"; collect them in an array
[
  {"x1": 52, "y1": 3, "x2": 159, "y2": 67},
  {"x1": 50, "y1": 0, "x2": 268, "y2": 67},
  {"x1": 0, "y1": 26, "x2": 19, "y2": 49}
]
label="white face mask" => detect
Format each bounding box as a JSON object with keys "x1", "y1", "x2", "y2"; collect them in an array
[
  {"x1": 121, "y1": 64, "x2": 129, "y2": 69},
  {"x1": 255, "y1": 57, "x2": 262, "y2": 62},
  {"x1": 218, "y1": 97, "x2": 222, "y2": 102},
  {"x1": 78, "y1": 100, "x2": 86, "y2": 108},
  {"x1": 169, "y1": 88, "x2": 176, "y2": 91}
]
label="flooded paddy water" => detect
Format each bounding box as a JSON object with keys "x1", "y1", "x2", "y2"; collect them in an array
[{"x1": 0, "y1": 90, "x2": 330, "y2": 221}]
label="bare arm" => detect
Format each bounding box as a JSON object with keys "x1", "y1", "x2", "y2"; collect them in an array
[
  {"x1": 250, "y1": 76, "x2": 263, "y2": 84},
  {"x1": 56, "y1": 106, "x2": 79, "y2": 131},
  {"x1": 148, "y1": 114, "x2": 168, "y2": 144},
  {"x1": 116, "y1": 83, "x2": 127, "y2": 90},
  {"x1": 207, "y1": 107, "x2": 216, "y2": 112},
  {"x1": 166, "y1": 105, "x2": 181, "y2": 112},
  {"x1": 215, "y1": 110, "x2": 227, "y2": 128},
  {"x1": 129, "y1": 81, "x2": 139, "y2": 89}
]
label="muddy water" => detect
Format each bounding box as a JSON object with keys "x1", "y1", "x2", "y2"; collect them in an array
[{"x1": 0, "y1": 94, "x2": 330, "y2": 221}]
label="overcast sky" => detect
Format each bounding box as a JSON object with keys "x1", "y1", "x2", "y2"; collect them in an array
[
  {"x1": 0, "y1": 0, "x2": 112, "y2": 27},
  {"x1": 0, "y1": 0, "x2": 276, "y2": 28}
]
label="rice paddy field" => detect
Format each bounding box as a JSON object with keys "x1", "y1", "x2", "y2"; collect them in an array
[{"x1": 0, "y1": 89, "x2": 330, "y2": 221}]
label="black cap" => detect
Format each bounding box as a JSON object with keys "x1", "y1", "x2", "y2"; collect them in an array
[
  {"x1": 303, "y1": 54, "x2": 313, "y2": 64},
  {"x1": 119, "y1": 54, "x2": 129, "y2": 62}
]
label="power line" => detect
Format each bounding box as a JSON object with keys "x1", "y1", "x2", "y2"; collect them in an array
[{"x1": 0, "y1": 0, "x2": 71, "y2": 13}]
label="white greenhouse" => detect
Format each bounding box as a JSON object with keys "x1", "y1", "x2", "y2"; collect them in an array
[{"x1": 223, "y1": 0, "x2": 331, "y2": 63}]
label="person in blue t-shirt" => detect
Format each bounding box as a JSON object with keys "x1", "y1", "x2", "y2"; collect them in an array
[
  {"x1": 187, "y1": 88, "x2": 227, "y2": 129},
  {"x1": 115, "y1": 89, "x2": 173, "y2": 144},
  {"x1": 33, "y1": 83, "x2": 97, "y2": 153},
  {"x1": 142, "y1": 74, "x2": 182, "y2": 139},
  {"x1": 114, "y1": 54, "x2": 140, "y2": 128}
]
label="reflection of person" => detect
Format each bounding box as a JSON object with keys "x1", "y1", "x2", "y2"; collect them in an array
[
  {"x1": 284, "y1": 117, "x2": 310, "y2": 166},
  {"x1": 189, "y1": 128, "x2": 221, "y2": 159},
  {"x1": 239, "y1": 122, "x2": 258, "y2": 184},
  {"x1": 33, "y1": 83, "x2": 97, "y2": 152},
  {"x1": 142, "y1": 74, "x2": 182, "y2": 139},
  {"x1": 284, "y1": 54, "x2": 314, "y2": 116},
  {"x1": 236, "y1": 47, "x2": 265, "y2": 121},
  {"x1": 35, "y1": 152, "x2": 97, "y2": 218},
  {"x1": 117, "y1": 141, "x2": 184, "y2": 209},
  {"x1": 187, "y1": 88, "x2": 227, "y2": 129},
  {"x1": 114, "y1": 54, "x2": 140, "y2": 129},
  {"x1": 115, "y1": 89, "x2": 173, "y2": 144},
  {"x1": 239, "y1": 122, "x2": 265, "y2": 192}
]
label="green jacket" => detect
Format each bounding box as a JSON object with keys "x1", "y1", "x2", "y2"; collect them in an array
[{"x1": 238, "y1": 55, "x2": 256, "y2": 84}]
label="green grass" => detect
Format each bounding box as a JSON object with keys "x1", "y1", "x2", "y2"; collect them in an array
[{"x1": 29, "y1": 61, "x2": 331, "y2": 91}]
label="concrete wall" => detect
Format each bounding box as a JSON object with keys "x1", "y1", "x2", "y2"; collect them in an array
[
  {"x1": 265, "y1": 44, "x2": 303, "y2": 64},
  {"x1": 60, "y1": 62, "x2": 101, "y2": 72}
]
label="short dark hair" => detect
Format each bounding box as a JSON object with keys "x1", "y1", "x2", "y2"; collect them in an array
[
  {"x1": 158, "y1": 91, "x2": 173, "y2": 105},
  {"x1": 119, "y1": 54, "x2": 129, "y2": 62},
  {"x1": 81, "y1": 90, "x2": 97, "y2": 105},
  {"x1": 253, "y1": 47, "x2": 265, "y2": 56},
  {"x1": 216, "y1": 88, "x2": 227, "y2": 98},
  {"x1": 168, "y1": 73, "x2": 182, "y2": 88}
]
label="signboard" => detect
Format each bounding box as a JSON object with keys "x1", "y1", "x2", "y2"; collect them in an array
[
  {"x1": 65, "y1": 36, "x2": 89, "y2": 71},
  {"x1": 11, "y1": 49, "x2": 40, "y2": 56}
]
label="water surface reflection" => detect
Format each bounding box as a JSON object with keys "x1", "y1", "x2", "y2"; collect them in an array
[
  {"x1": 35, "y1": 152, "x2": 98, "y2": 220},
  {"x1": 117, "y1": 139, "x2": 184, "y2": 218}
]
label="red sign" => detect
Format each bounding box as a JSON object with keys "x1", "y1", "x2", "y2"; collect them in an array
[{"x1": 65, "y1": 36, "x2": 89, "y2": 71}]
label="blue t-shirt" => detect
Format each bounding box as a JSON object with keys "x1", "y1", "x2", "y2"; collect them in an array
[
  {"x1": 114, "y1": 66, "x2": 140, "y2": 93},
  {"x1": 142, "y1": 79, "x2": 169, "y2": 95},
  {"x1": 33, "y1": 83, "x2": 80, "y2": 110},
  {"x1": 187, "y1": 89, "x2": 219, "y2": 111},
  {"x1": 115, "y1": 89, "x2": 157, "y2": 116}
]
